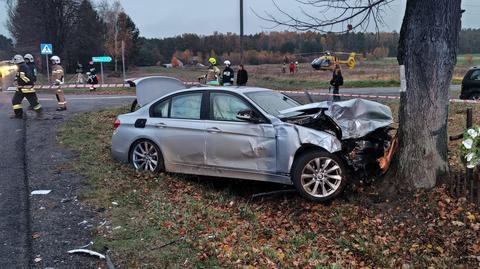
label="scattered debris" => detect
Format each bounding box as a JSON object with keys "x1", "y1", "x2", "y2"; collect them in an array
[
  {"x1": 98, "y1": 220, "x2": 108, "y2": 227},
  {"x1": 112, "y1": 226, "x2": 122, "y2": 230},
  {"x1": 250, "y1": 189, "x2": 296, "y2": 200},
  {"x1": 67, "y1": 249, "x2": 105, "y2": 259},
  {"x1": 77, "y1": 220, "x2": 88, "y2": 225},
  {"x1": 31, "y1": 190, "x2": 51, "y2": 195},
  {"x1": 34, "y1": 256, "x2": 42, "y2": 263},
  {"x1": 32, "y1": 232, "x2": 41, "y2": 240},
  {"x1": 111, "y1": 201, "x2": 119, "y2": 206},
  {"x1": 105, "y1": 250, "x2": 116, "y2": 269},
  {"x1": 151, "y1": 236, "x2": 186, "y2": 250},
  {"x1": 77, "y1": 241, "x2": 94, "y2": 249},
  {"x1": 61, "y1": 197, "x2": 73, "y2": 203}
]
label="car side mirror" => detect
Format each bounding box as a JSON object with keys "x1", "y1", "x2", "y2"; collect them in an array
[{"x1": 237, "y1": 109, "x2": 263, "y2": 123}]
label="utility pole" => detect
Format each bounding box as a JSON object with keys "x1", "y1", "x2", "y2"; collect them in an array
[{"x1": 240, "y1": 0, "x2": 244, "y2": 64}]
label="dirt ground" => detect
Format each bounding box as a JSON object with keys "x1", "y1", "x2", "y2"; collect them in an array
[{"x1": 57, "y1": 100, "x2": 480, "y2": 268}]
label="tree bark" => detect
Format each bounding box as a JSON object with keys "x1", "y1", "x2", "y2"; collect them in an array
[{"x1": 383, "y1": 0, "x2": 462, "y2": 195}]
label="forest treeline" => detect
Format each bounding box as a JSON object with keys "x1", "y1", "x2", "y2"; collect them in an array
[
  {"x1": 135, "y1": 29, "x2": 480, "y2": 66},
  {"x1": 0, "y1": 0, "x2": 479, "y2": 69}
]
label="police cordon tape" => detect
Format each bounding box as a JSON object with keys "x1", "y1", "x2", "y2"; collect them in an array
[
  {"x1": 6, "y1": 82, "x2": 480, "y2": 105},
  {"x1": 279, "y1": 90, "x2": 480, "y2": 105}
]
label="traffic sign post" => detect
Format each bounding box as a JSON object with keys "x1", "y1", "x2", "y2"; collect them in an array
[
  {"x1": 92, "y1": 56, "x2": 113, "y2": 85},
  {"x1": 40, "y1": 43, "x2": 53, "y2": 83}
]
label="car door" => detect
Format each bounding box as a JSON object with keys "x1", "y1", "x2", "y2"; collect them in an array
[
  {"x1": 147, "y1": 91, "x2": 206, "y2": 166},
  {"x1": 204, "y1": 92, "x2": 277, "y2": 172}
]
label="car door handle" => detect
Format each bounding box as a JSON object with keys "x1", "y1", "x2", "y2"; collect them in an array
[
  {"x1": 154, "y1": 123, "x2": 167, "y2": 128},
  {"x1": 206, "y1": 127, "x2": 222, "y2": 133}
]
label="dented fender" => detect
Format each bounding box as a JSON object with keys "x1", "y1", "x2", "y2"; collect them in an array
[{"x1": 274, "y1": 122, "x2": 342, "y2": 174}]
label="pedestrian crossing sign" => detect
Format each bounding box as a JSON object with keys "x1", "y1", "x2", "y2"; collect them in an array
[{"x1": 40, "y1": 43, "x2": 53, "y2": 55}]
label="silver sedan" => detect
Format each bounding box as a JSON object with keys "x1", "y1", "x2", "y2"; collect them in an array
[{"x1": 112, "y1": 85, "x2": 394, "y2": 202}]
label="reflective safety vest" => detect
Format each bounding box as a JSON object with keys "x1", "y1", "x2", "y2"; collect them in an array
[{"x1": 51, "y1": 65, "x2": 64, "y2": 85}]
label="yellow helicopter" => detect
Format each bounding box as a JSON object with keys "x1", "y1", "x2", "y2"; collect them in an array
[{"x1": 311, "y1": 51, "x2": 357, "y2": 71}]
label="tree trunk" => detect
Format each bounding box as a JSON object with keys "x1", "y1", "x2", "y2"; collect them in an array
[{"x1": 383, "y1": 0, "x2": 462, "y2": 195}]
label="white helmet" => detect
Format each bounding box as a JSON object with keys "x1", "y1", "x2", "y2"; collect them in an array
[
  {"x1": 12, "y1": 54, "x2": 25, "y2": 64},
  {"x1": 224, "y1": 60, "x2": 231, "y2": 66},
  {"x1": 50, "y1": 55, "x2": 61, "y2": 65},
  {"x1": 24, "y1": 54, "x2": 34, "y2": 63}
]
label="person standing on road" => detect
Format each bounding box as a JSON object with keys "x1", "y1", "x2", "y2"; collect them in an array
[
  {"x1": 51, "y1": 55, "x2": 67, "y2": 111},
  {"x1": 24, "y1": 54, "x2": 37, "y2": 83},
  {"x1": 330, "y1": 64, "x2": 344, "y2": 102},
  {"x1": 11, "y1": 55, "x2": 42, "y2": 119},
  {"x1": 222, "y1": 60, "x2": 234, "y2": 86},
  {"x1": 236, "y1": 64, "x2": 248, "y2": 86},
  {"x1": 86, "y1": 61, "x2": 98, "y2": 91}
]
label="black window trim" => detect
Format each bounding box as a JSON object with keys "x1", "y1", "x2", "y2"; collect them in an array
[
  {"x1": 149, "y1": 90, "x2": 206, "y2": 120},
  {"x1": 205, "y1": 90, "x2": 271, "y2": 124}
]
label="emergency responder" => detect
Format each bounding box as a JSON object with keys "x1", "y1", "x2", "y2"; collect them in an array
[
  {"x1": 11, "y1": 54, "x2": 42, "y2": 119},
  {"x1": 50, "y1": 55, "x2": 67, "y2": 111},
  {"x1": 24, "y1": 54, "x2": 37, "y2": 83},
  {"x1": 330, "y1": 64, "x2": 344, "y2": 102},
  {"x1": 222, "y1": 60, "x2": 234, "y2": 86},
  {"x1": 205, "y1": 57, "x2": 221, "y2": 86},
  {"x1": 86, "y1": 60, "x2": 98, "y2": 91}
]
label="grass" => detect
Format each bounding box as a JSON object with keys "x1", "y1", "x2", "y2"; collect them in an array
[{"x1": 58, "y1": 101, "x2": 480, "y2": 268}]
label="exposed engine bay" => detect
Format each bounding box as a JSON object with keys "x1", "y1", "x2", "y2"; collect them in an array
[{"x1": 280, "y1": 98, "x2": 397, "y2": 181}]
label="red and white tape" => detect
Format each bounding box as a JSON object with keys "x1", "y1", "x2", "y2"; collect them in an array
[{"x1": 280, "y1": 90, "x2": 480, "y2": 105}]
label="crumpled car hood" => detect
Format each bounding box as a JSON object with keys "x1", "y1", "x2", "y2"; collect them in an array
[{"x1": 279, "y1": 98, "x2": 393, "y2": 139}]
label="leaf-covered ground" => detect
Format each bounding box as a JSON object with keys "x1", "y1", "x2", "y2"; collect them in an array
[{"x1": 58, "y1": 104, "x2": 480, "y2": 268}]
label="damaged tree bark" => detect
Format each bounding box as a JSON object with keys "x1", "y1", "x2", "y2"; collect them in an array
[{"x1": 383, "y1": 0, "x2": 462, "y2": 195}]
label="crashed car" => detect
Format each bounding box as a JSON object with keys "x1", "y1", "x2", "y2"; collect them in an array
[{"x1": 112, "y1": 77, "x2": 396, "y2": 201}]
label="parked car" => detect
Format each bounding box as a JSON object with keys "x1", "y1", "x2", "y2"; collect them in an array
[
  {"x1": 112, "y1": 78, "x2": 396, "y2": 202},
  {"x1": 460, "y1": 66, "x2": 480, "y2": 100}
]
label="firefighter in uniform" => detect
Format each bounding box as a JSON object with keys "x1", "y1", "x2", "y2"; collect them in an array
[
  {"x1": 24, "y1": 54, "x2": 37, "y2": 83},
  {"x1": 205, "y1": 57, "x2": 221, "y2": 86},
  {"x1": 50, "y1": 55, "x2": 67, "y2": 111},
  {"x1": 11, "y1": 54, "x2": 42, "y2": 119}
]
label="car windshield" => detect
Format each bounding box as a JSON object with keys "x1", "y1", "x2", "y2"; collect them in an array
[{"x1": 245, "y1": 90, "x2": 301, "y2": 117}]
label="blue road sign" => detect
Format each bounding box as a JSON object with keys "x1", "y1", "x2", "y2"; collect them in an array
[
  {"x1": 40, "y1": 43, "x2": 53, "y2": 55},
  {"x1": 92, "y1": 56, "x2": 113, "y2": 63}
]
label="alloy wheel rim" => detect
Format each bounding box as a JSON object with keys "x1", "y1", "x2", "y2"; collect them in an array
[
  {"x1": 300, "y1": 157, "x2": 342, "y2": 198},
  {"x1": 132, "y1": 141, "x2": 159, "y2": 172}
]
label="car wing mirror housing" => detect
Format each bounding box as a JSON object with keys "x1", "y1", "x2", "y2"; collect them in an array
[{"x1": 237, "y1": 109, "x2": 263, "y2": 123}]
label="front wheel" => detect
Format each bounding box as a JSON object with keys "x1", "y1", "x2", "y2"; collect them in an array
[
  {"x1": 292, "y1": 150, "x2": 348, "y2": 202},
  {"x1": 470, "y1": 92, "x2": 480, "y2": 101}
]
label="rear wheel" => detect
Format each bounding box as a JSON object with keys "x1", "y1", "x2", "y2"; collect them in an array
[
  {"x1": 292, "y1": 150, "x2": 348, "y2": 202},
  {"x1": 130, "y1": 140, "x2": 163, "y2": 173}
]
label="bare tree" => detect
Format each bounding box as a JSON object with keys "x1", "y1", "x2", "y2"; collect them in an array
[
  {"x1": 259, "y1": 0, "x2": 463, "y2": 196},
  {"x1": 98, "y1": 0, "x2": 123, "y2": 72}
]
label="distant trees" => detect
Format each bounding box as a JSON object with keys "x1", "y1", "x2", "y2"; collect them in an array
[
  {"x1": 99, "y1": 0, "x2": 139, "y2": 72},
  {"x1": 0, "y1": 34, "x2": 14, "y2": 59},
  {"x1": 7, "y1": 0, "x2": 104, "y2": 71}
]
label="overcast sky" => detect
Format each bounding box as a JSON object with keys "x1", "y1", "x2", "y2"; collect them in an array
[{"x1": 1, "y1": 0, "x2": 479, "y2": 38}]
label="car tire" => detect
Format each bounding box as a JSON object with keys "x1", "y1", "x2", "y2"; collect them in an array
[
  {"x1": 130, "y1": 139, "x2": 164, "y2": 173},
  {"x1": 470, "y1": 92, "x2": 480, "y2": 101},
  {"x1": 292, "y1": 150, "x2": 348, "y2": 202}
]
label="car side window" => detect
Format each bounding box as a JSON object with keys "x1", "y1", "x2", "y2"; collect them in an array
[
  {"x1": 170, "y1": 93, "x2": 202, "y2": 120},
  {"x1": 470, "y1": 70, "x2": 480, "y2": 81},
  {"x1": 151, "y1": 99, "x2": 169, "y2": 118},
  {"x1": 211, "y1": 93, "x2": 251, "y2": 122}
]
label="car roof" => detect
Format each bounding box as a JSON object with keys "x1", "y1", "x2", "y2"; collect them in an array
[{"x1": 183, "y1": 86, "x2": 274, "y2": 94}]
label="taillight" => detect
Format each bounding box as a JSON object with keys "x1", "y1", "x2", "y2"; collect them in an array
[{"x1": 113, "y1": 119, "x2": 121, "y2": 130}]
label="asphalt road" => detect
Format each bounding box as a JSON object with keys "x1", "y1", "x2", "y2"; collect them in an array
[{"x1": 0, "y1": 91, "x2": 134, "y2": 268}]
